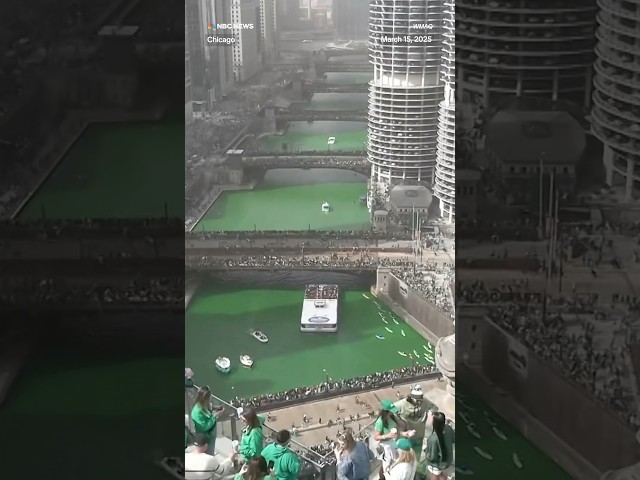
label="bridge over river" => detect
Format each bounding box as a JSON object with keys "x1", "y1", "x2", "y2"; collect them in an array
[
  {"x1": 241, "y1": 155, "x2": 369, "y2": 174},
  {"x1": 275, "y1": 110, "x2": 366, "y2": 122}
]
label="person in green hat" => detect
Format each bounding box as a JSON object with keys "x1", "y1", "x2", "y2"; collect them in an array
[
  {"x1": 393, "y1": 385, "x2": 438, "y2": 457},
  {"x1": 260, "y1": 429, "x2": 301, "y2": 480},
  {"x1": 373, "y1": 399, "x2": 402, "y2": 468},
  {"x1": 383, "y1": 438, "x2": 417, "y2": 480},
  {"x1": 424, "y1": 411, "x2": 454, "y2": 479}
]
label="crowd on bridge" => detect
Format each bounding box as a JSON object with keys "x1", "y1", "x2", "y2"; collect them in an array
[
  {"x1": 242, "y1": 156, "x2": 367, "y2": 170},
  {"x1": 228, "y1": 364, "x2": 438, "y2": 410},
  {"x1": 0, "y1": 277, "x2": 183, "y2": 307},
  {"x1": 460, "y1": 279, "x2": 639, "y2": 427},
  {"x1": 186, "y1": 254, "x2": 415, "y2": 270},
  {"x1": 0, "y1": 217, "x2": 182, "y2": 240},
  {"x1": 188, "y1": 230, "x2": 413, "y2": 241}
]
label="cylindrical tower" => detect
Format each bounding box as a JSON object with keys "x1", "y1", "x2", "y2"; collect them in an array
[
  {"x1": 457, "y1": 0, "x2": 597, "y2": 111},
  {"x1": 591, "y1": 0, "x2": 640, "y2": 201},
  {"x1": 367, "y1": 0, "x2": 445, "y2": 194},
  {"x1": 434, "y1": 0, "x2": 455, "y2": 223}
]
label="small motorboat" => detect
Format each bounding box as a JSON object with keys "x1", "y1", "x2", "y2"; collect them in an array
[
  {"x1": 249, "y1": 329, "x2": 268, "y2": 343},
  {"x1": 215, "y1": 356, "x2": 231, "y2": 373},
  {"x1": 240, "y1": 355, "x2": 254, "y2": 368},
  {"x1": 321, "y1": 202, "x2": 330, "y2": 212}
]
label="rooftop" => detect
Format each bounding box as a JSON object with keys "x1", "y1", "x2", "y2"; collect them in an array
[
  {"x1": 389, "y1": 185, "x2": 432, "y2": 209},
  {"x1": 486, "y1": 110, "x2": 586, "y2": 166}
]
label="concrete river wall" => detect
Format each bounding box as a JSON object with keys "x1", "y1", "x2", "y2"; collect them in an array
[{"x1": 374, "y1": 268, "x2": 454, "y2": 345}]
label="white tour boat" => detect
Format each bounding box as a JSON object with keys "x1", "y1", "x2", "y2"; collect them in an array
[
  {"x1": 327, "y1": 136, "x2": 336, "y2": 145},
  {"x1": 249, "y1": 329, "x2": 269, "y2": 343},
  {"x1": 240, "y1": 354, "x2": 254, "y2": 368},
  {"x1": 321, "y1": 202, "x2": 330, "y2": 212},
  {"x1": 215, "y1": 356, "x2": 231, "y2": 373}
]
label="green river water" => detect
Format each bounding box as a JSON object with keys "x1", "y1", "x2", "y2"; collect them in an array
[
  {"x1": 18, "y1": 117, "x2": 183, "y2": 219},
  {"x1": 456, "y1": 390, "x2": 572, "y2": 479},
  {"x1": 196, "y1": 169, "x2": 370, "y2": 232},
  {"x1": 257, "y1": 121, "x2": 367, "y2": 153},
  {"x1": 186, "y1": 286, "x2": 433, "y2": 401}
]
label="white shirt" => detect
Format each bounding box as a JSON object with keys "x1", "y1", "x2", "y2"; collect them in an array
[
  {"x1": 387, "y1": 461, "x2": 417, "y2": 480},
  {"x1": 185, "y1": 452, "x2": 233, "y2": 480}
]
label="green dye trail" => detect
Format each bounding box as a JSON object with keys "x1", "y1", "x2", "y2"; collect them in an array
[
  {"x1": 186, "y1": 287, "x2": 433, "y2": 401},
  {"x1": 456, "y1": 390, "x2": 572, "y2": 479}
]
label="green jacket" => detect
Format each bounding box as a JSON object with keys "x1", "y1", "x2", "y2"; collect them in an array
[
  {"x1": 240, "y1": 415, "x2": 266, "y2": 459},
  {"x1": 261, "y1": 443, "x2": 302, "y2": 480},
  {"x1": 425, "y1": 425, "x2": 455, "y2": 470},
  {"x1": 191, "y1": 404, "x2": 217, "y2": 434}
]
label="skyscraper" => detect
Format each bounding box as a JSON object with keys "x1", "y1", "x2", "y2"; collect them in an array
[
  {"x1": 259, "y1": 0, "x2": 279, "y2": 63},
  {"x1": 456, "y1": 1, "x2": 597, "y2": 110},
  {"x1": 185, "y1": 0, "x2": 234, "y2": 107},
  {"x1": 231, "y1": 0, "x2": 262, "y2": 82},
  {"x1": 367, "y1": 0, "x2": 445, "y2": 194},
  {"x1": 333, "y1": 0, "x2": 369, "y2": 40},
  {"x1": 591, "y1": 0, "x2": 640, "y2": 201},
  {"x1": 434, "y1": 0, "x2": 455, "y2": 223}
]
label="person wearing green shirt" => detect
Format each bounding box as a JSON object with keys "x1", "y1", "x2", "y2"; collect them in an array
[
  {"x1": 393, "y1": 385, "x2": 437, "y2": 457},
  {"x1": 374, "y1": 399, "x2": 402, "y2": 468},
  {"x1": 424, "y1": 412, "x2": 454, "y2": 479},
  {"x1": 238, "y1": 407, "x2": 265, "y2": 462},
  {"x1": 191, "y1": 386, "x2": 223, "y2": 455},
  {"x1": 260, "y1": 429, "x2": 301, "y2": 480},
  {"x1": 234, "y1": 455, "x2": 276, "y2": 480}
]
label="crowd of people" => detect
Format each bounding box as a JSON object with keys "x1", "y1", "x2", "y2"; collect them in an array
[
  {"x1": 228, "y1": 365, "x2": 439, "y2": 410},
  {"x1": 242, "y1": 156, "x2": 368, "y2": 169},
  {"x1": 456, "y1": 218, "x2": 539, "y2": 242},
  {"x1": 188, "y1": 230, "x2": 413, "y2": 241},
  {"x1": 461, "y1": 279, "x2": 639, "y2": 427},
  {"x1": 0, "y1": 217, "x2": 182, "y2": 239},
  {"x1": 0, "y1": 277, "x2": 183, "y2": 307},
  {"x1": 392, "y1": 269, "x2": 455, "y2": 318},
  {"x1": 186, "y1": 255, "x2": 415, "y2": 270}
]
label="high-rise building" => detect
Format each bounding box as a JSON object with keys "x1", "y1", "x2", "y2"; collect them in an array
[
  {"x1": 367, "y1": 0, "x2": 445, "y2": 193},
  {"x1": 434, "y1": 0, "x2": 455, "y2": 223},
  {"x1": 185, "y1": 0, "x2": 233, "y2": 107},
  {"x1": 209, "y1": 0, "x2": 234, "y2": 99},
  {"x1": 457, "y1": 1, "x2": 597, "y2": 110},
  {"x1": 591, "y1": 0, "x2": 640, "y2": 201},
  {"x1": 333, "y1": 0, "x2": 369, "y2": 40},
  {"x1": 259, "y1": 0, "x2": 279, "y2": 63},
  {"x1": 231, "y1": 0, "x2": 263, "y2": 82},
  {"x1": 185, "y1": 0, "x2": 208, "y2": 104}
]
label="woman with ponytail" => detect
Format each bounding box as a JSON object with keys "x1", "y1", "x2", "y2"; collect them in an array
[{"x1": 424, "y1": 412, "x2": 454, "y2": 479}]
